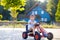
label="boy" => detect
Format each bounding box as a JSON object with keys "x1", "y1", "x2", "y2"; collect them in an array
[{"x1": 28, "y1": 14, "x2": 37, "y2": 35}]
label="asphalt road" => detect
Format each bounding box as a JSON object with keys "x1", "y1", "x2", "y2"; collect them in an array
[{"x1": 0, "y1": 28, "x2": 60, "y2": 40}]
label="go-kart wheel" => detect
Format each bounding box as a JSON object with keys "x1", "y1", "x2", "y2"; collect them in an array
[
  {"x1": 47, "y1": 32, "x2": 53, "y2": 40},
  {"x1": 34, "y1": 32, "x2": 41, "y2": 40},
  {"x1": 22, "y1": 32, "x2": 28, "y2": 39}
]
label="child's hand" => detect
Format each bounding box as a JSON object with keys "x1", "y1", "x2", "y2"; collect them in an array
[
  {"x1": 31, "y1": 22, "x2": 36, "y2": 24},
  {"x1": 29, "y1": 22, "x2": 34, "y2": 24}
]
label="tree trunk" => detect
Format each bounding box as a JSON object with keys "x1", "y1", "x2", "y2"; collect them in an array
[{"x1": 10, "y1": 9, "x2": 18, "y2": 21}]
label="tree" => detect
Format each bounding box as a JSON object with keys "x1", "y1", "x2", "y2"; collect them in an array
[
  {"x1": 1, "y1": 0, "x2": 26, "y2": 20},
  {"x1": 46, "y1": 0, "x2": 58, "y2": 23},
  {"x1": 39, "y1": 0, "x2": 47, "y2": 10},
  {"x1": 25, "y1": 0, "x2": 37, "y2": 13},
  {"x1": 55, "y1": 0, "x2": 60, "y2": 22},
  {"x1": 0, "y1": 14, "x2": 3, "y2": 20},
  {"x1": 0, "y1": 0, "x2": 1, "y2": 4}
]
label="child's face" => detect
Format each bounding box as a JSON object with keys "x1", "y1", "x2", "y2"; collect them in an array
[{"x1": 30, "y1": 15, "x2": 35, "y2": 20}]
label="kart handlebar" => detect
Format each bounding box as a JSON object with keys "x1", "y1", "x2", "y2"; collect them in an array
[{"x1": 34, "y1": 23, "x2": 40, "y2": 27}]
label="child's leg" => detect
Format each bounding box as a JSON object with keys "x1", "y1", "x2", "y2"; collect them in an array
[
  {"x1": 37, "y1": 26, "x2": 40, "y2": 33},
  {"x1": 29, "y1": 27, "x2": 35, "y2": 35},
  {"x1": 30, "y1": 27, "x2": 35, "y2": 35},
  {"x1": 33, "y1": 27, "x2": 35, "y2": 35}
]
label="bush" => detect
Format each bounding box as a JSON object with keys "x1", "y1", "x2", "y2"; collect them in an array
[
  {"x1": 0, "y1": 14, "x2": 3, "y2": 20},
  {"x1": 42, "y1": 24, "x2": 56, "y2": 28}
]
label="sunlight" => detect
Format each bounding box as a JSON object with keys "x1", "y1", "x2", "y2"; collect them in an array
[{"x1": 38, "y1": 0, "x2": 45, "y2": 3}]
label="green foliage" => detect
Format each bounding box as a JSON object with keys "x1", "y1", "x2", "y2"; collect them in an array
[
  {"x1": 1, "y1": 0, "x2": 26, "y2": 20},
  {"x1": 55, "y1": 0, "x2": 60, "y2": 22},
  {"x1": 46, "y1": 0, "x2": 58, "y2": 22},
  {"x1": 46, "y1": 0, "x2": 58, "y2": 15},
  {"x1": 0, "y1": 14, "x2": 3, "y2": 19},
  {"x1": 25, "y1": 0, "x2": 36, "y2": 13},
  {"x1": 1, "y1": 0, "x2": 26, "y2": 10},
  {"x1": 42, "y1": 24, "x2": 56, "y2": 28}
]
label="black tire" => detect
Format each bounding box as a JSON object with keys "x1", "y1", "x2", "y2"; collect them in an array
[
  {"x1": 34, "y1": 32, "x2": 41, "y2": 40},
  {"x1": 22, "y1": 32, "x2": 28, "y2": 39},
  {"x1": 47, "y1": 32, "x2": 53, "y2": 40}
]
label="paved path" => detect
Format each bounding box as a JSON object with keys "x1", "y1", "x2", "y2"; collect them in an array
[{"x1": 0, "y1": 28, "x2": 60, "y2": 40}]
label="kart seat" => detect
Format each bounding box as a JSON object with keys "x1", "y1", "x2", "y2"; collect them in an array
[{"x1": 26, "y1": 25, "x2": 33, "y2": 33}]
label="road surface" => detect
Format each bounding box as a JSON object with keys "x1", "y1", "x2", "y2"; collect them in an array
[{"x1": 0, "y1": 28, "x2": 60, "y2": 40}]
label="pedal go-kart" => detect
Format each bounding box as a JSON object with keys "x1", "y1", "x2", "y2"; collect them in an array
[{"x1": 22, "y1": 23, "x2": 53, "y2": 40}]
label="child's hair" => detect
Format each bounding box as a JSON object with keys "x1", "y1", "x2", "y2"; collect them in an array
[{"x1": 30, "y1": 14, "x2": 35, "y2": 17}]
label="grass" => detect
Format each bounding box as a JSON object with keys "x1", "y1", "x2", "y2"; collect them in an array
[
  {"x1": 0, "y1": 23, "x2": 25, "y2": 28},
  {"x1": 0, "y1": 21, "x2": 26, "y2": 28},
  {"x1": 0, "y1": 23, "x2": 60, "y2": 28},
  {"x1": 42, "y1": 24, "x2": 59, "y2": 28},
  {"x1": 0, "y1": 21, "x2": 60, "y2": 28}
]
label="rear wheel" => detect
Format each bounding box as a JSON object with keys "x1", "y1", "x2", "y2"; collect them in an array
[
  {"x1": 47, "y1": 32, "x2": 53, "y2": 40},
  {"x1": 34, "y1": 32, "x2": 41, "y2": 40},
  {"x1": 22, "y1": 32, "x2": 28, "y2": 39}
]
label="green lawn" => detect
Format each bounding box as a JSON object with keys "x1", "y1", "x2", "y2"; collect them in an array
[
  {"x1": 0, "y1": 23, "x2": 60, "y2": 28},
  {"x1": 0, "y1": 21, "x2": 60, "y2": 28}
]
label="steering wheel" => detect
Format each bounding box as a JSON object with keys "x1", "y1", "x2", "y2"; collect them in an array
[{"x1": 34, "y1": 23, "x2": 40, "y2": 27}]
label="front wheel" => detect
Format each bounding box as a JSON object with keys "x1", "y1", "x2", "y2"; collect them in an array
[
  {"x1": 34, "y1": 32, "x2": 41, "y2": 40},
  {"x1": 22, "y1": 32, "x2": 28, "y2": 39},
  {"x1": 47, "y1": 32, "x2": 53, "y2": 40}
]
